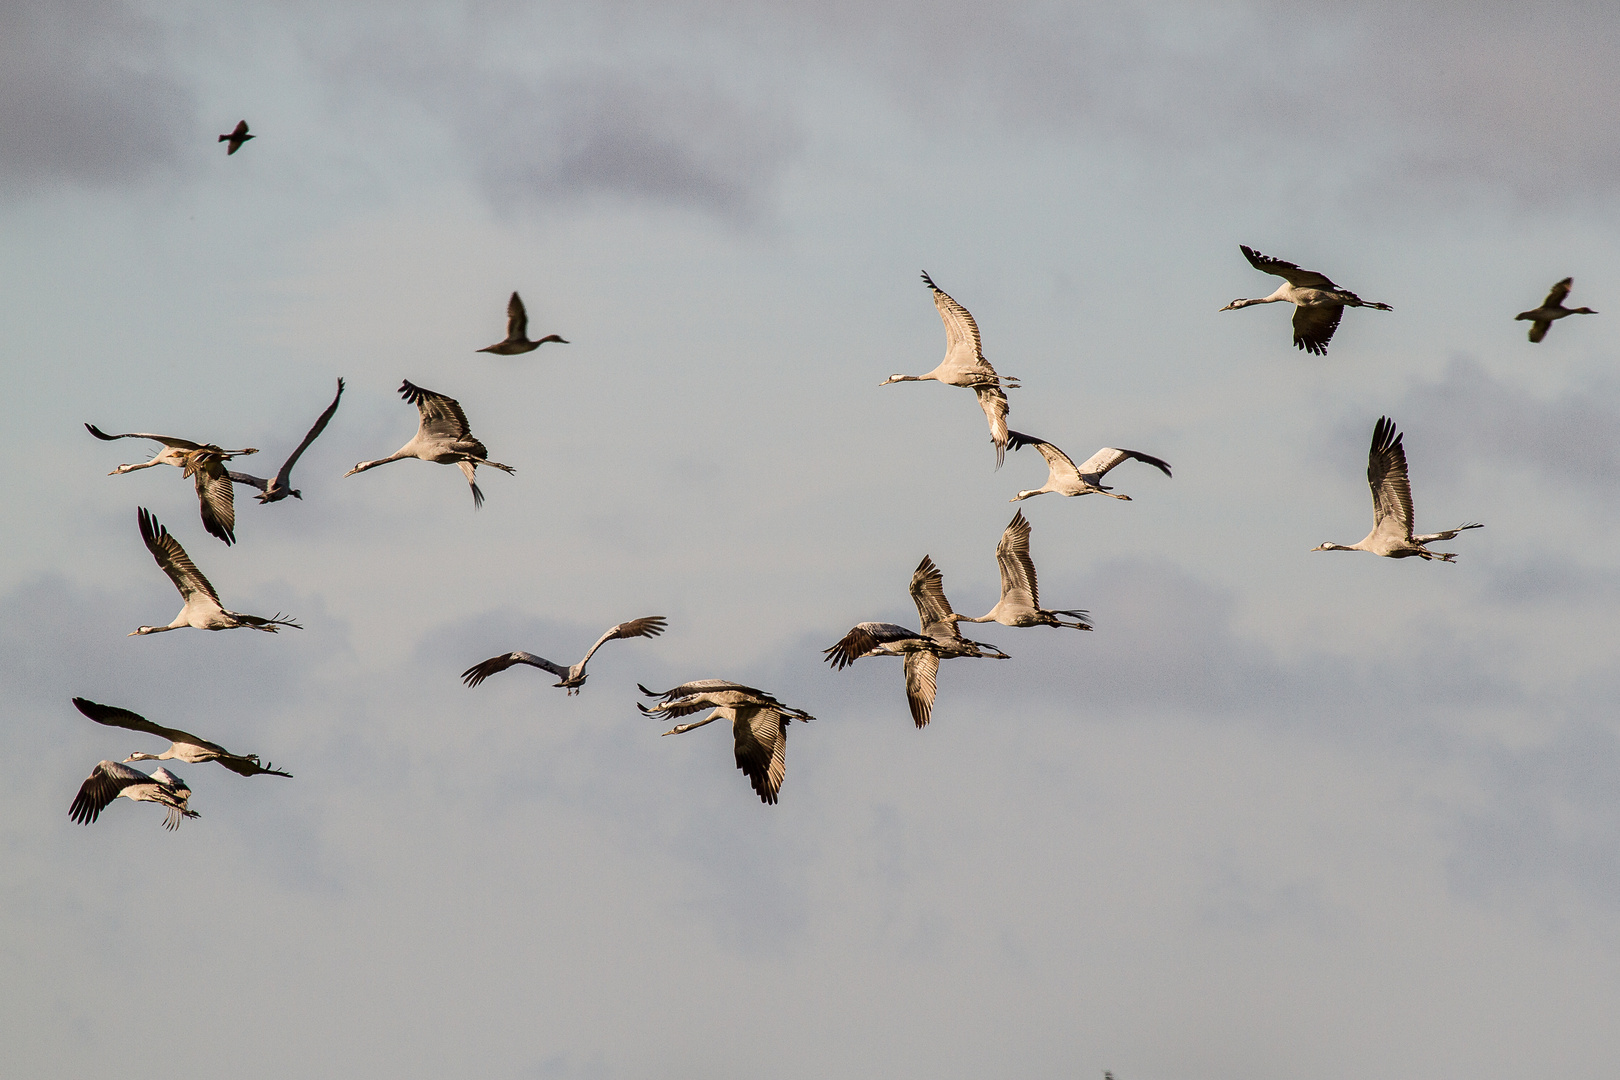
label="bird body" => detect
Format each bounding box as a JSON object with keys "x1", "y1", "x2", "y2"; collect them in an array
[
  {"x1": 1515, "y1": 278, "x2": 1596, "y2": 342},
  {"x1": 345, "y1": 381, "x2": 513, "y2": 508},
  {"x1": 1221, "y1": 245, "x2": 1391, "y2": 355},
  {"x1": 824, "y1": 556, "x2": 1009, "y2": 727},
  {"x1": 463, "y1": 616, "x2": 668, "y2": 694},
  {"x1": 1313, "y1": 417, "x2": 1481, "y2": 561},
  {"x1": 219, "y1": 120, "x2": 253, "y2": 154},
  {"x1": 954, "y1": 510, "x2": 1092, "y2": 630},
  {"x1": 228, "y1": 379, "x2": 345, "y2": 503},
  {"x1": 70, "y1": 760, "x2": 198, "y2": 829},
  {"x1": 881, "y1": 272, "x2": 1019, "y2": 467},
  {"x1": 131, "y1": 507, "x2": 301, "y2": 634},
  {"x1": 478, "y1": 292, "x2": 567, "y2": 354},
  {"x1": 72, "y1": 698, "x2": 292, "y2": 777},
  {"x1": 638, "y1": 681, "x2": 814, "y2": 804},
  {"x1": 1006, "y1": 430, "x2": 1171, "y2": 501},
  {"x1": 86, "y1": 425, "x2": 257, "y2": 544}
]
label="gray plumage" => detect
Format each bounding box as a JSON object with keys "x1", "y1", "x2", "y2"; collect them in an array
[
  {"x1": 345, "y1": 381, "x2": 513, "y2": 508},
  {"x1": 228, "y1": 379, "x2": 344, "y2": 503},
  {"x1": 130, "y1": 507, "x2": 301, "y2": 634},
  {"x1": 69, "y1": 760, "x2": 198, "y2": 830},
  {"x1": 1221, "y1": 245, "x2": 1392, "y2": 355},
  {"x1": 462, "y1": 616, "x2": 668, "y2": 694},
  {"x1": 952, "y1": 510, "x2": 1092, "y2": 630},
  {"x1": 1006, "y1": 430, "x2": 1171, "y2": 502},
  {"x1": 72, "y1": 697, "x2": 292, "y2": 778},
  {"x1": 637, "y1": 681, "x2": 815, "y2": 805}
]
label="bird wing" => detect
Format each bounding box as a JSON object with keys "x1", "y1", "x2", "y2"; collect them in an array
[
  {"x1": 1291, "y1": 302, "x2": 1344, "y2": 356},
  {"x1": 1074, "y1": 446, "x2": 1173, "y2": 480},
  {"x1": 1241, "y1": 245, "x2": 1337, "y2": 290},
  {"x1": 732, "y1": 705, "x2": 788, "y2": 804},
  {"x1": 227, "y1": 470, "x2": 269, "y2": 492},
  {"x1": 922, "y1": 271, "x2": 984, "y2": 364},
  {"x1": 273, "y1": 378, "x2": 344, "y2": 489},
  {"x1": 69, "y1": 760, "x2": 145, "y2": 824},
  {"x1": 461, "y1": 651, "x2": 569, "y2": 687},
  {"x1": 1528, "y1": 320, "x2": 1551, "y2": 343},
  {"x1": 903, "y1": 651, "x2": 939, "y2": 728},
  {"x1": 186, "y1": 451, "x2": 237, "y2": 545},
  {"x1": 638, "y1": 679, "x2": 768, "y2": 702},
  {"x1": 1366, "y1": 416, "x2": 1415, "y2": 543},
  {"x1": 138, "y1": 508, "x2": 221, "y2": 605},
  {"x1": 506, "y1": 292, "x2": 529, "y2": 341},
  {"x1": 910, "y1": 556, "x2": 961, "y2": 640},
  {"x1": 232, "y1": 120, "x2": 249, "y2": 139},
  {"x1": 70, "y1": 697, "x2": 222, "y2": 753},
  {"x1": 995, "y1": 510, "x2": 1039, "y2": 610},
  {"x1": 1413, "y1": 522, "x2": 1482, "y2": 545},
  {"x1": 84, "y1": 425, "x2": 202, "y2": 450},
  {"x1": 398, "y1": 381, "x2": 473, "y2": 441},
  {"x1": 216, "y1": 755, "x2": 293, "y2": 778},
  {"x1": 1007, "y1": 431, "x2": 1081, "y2": 486},
  {"x1": 822, "y1": 623, "x2": 922, "y2": 669},
  {"x1": 578, "y1": 616, "x2": 668, "y2": 669},
  {"x1": 975, "y1": 385, "x2": 1010, "y2": 468},
  {"x1": 1542, "y1": 277, "x2": 1573, "y2": 309}
]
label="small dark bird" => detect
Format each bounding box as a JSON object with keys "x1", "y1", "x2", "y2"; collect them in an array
[
  {"x1": 219, "y1": 120, "x2": 254, "y2": 155},
  {"x1": 1516, "y1": 277, "x2": 1597, "y2": 343},
  {"x1": 229, "y1": 379, "x2": 345, "y2": 503},
  {"x1": 478, "y1": 292, "x2": 567, "y2": 354}
]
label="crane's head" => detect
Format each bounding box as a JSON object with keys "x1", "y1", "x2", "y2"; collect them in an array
[
  {"x1": 878, "y1": 373, "x2": 913, "y2": 386},
  {"x1": 1311, "y1": 542, "x2": 1350, "y2": 552},
  {"x1": 123, "y1": 751, "x2": 161, "y2": 763},
  {"x1": 1219, "y1": 298, "x2": 1251, "y2": 311}
]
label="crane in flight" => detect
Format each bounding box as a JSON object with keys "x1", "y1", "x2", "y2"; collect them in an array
[
  {"x1": 1221, "y1": 245, "x2": 1391, "y2": 355},
  {"x1": 229, "y1": 379, "x2": 345, "y2": 503},
  {"x1": 1005, "y1": 431, "x2": 1171, "y2": 501},
  {"x1": 951, "y1": 511, "x2": 1092, "y2": 630},
  {"x1": 462, "y1": 616, "x2": 668, "y2": 694},
  {"x1": 638, "y1": 681, "x2": 815, "y2": 805},
  {"x1": 345, "y1": 381, "x2": 514, "y2": 508},
  {"x1": 69, "y1": 760, "x2": 198, "y2": 830},
  {"x1": 130, "y1": 507, "x2": 301, "y2": 634},
  {"x1": 71, "y1": 697, "x2": 292, "y2": 777}
]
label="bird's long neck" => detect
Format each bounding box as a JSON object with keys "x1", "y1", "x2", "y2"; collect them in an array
[{"x1": 348, "y1": 450, "x2": 411, "y2": 474}]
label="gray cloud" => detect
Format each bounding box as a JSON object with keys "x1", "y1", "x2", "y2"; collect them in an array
[{"x1": 0, "y1": 0, "x2": 193, "y2": 188}]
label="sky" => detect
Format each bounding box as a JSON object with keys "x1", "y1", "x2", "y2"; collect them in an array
[{"x1": 4, "y1": 2, "x2": 1620, "y2": 1077}]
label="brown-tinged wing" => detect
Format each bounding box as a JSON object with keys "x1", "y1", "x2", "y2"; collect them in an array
[
  {"x1": 1367, "y1": 416, "x2": 1415, "y2": 543},
  {"x1": 138, "y1": 507, "x2": 220, "y2": 605},
  {"x1": 69, "y1": 761, "x2": 144, "y2": 825},
  {"x1": 274, "y1": 378, "x2": 345, "y2": 489},
  {"x1": 70, "y1": 697, "x2": 217, "y2": 751},
  {"x1": 732, "y1": 705, "x2": 788, "y2": 804},
  {"x1": 1292, "y1": 303, "x2": 1343, "y2": 356},
  {"x1": 910, "y1": 556, "x2": 961, "y2": 640},
  {"x1": 1241, "y1": 245, "x2": 1337, "y2": 290},
  {"x1": 506, "y1": 292, "x2": 529, "y2": 341},
  {"x1": 903, "y1": 651, "x2": 939, "y2": 728},
  {"x1": 921, "y1": 271, "x2": 983, "y2": 362},
  {"x1": 462, "y1": 651, "x2": 569, "y2": 687},
  {"x1": 823, "y1": 623, "x2": 925, "y2": 669},
  {"x1": 185, "y1": 450, "x2": 237, "y2": 545},
  {"x1": 1542, "y1": 277, "x2": 1573, "y2": 309},
  {"x1": 995, "y1": 510, "x2": 1039, "y2": 610},
  {"x1": 578, "y1": 616, "x2": 668, "y2": 668},
  {"x1": 398, "y1": 381, "x2": 474, "y2": 441}
]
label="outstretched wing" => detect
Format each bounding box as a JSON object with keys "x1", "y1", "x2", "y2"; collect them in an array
[
  {"x1": 578, "y1": 616, "x2": 668, "y2": 669},
  {"x1": 921, "y1": 271, "x2": 983, "y2": 364},
  {"x1": 910, "y1": 556, "x2": 961, "y2": 640},
  {"x1": 185, "y1": 450, "x2": 237, "y2": 545},
  {"x1": 1292, "y1": 303, "x2": 1344, "y2": 356},
  {"x1": 84, "y1": 425, "x2": 201, "y2": 450},
  {"x1": 69, "y1": 761, "x2": 145, "y2": 825},
  {"x1": 1073, "y1": 447, "x2": 1173, "y2": 480},
  {"x1": 903, "y1": 651, "x2": 939, "y2": 728},
  {"x1": 70, "y1": 697, "x2": 213, "y2": 750},
  {"x1": 398, "y1": 381, "x2": 474, "y2": 442},
  {"x1": 822, "y1": 623, "x2": 923, "y2": 669},
  {"x1": 462, "y1": 651, "x2": 570, "y2": 687},
  {"x1": 975, "y1": 385, "x2": 1010, "y2": 468},
  {"x1": 274, "y1": 378, "x2": 345, "y2": 489},
  {"x1": 506, "y1": 292, "x2": 529, "y2": 341},
  {"x1": 1008, "y1": 431, "x2": 1081, "y2": 485},
  {"x1": 1367, "y1": 416, "x2": 1415, "y2": 543},
  {"x1": 1241, "y1": 245, "x2": 1337, "y2": 290},
  {"x1": 995, "y1": 510, "x2": 1040, "y2": 611},
  {"x1": 138, "y1": 508, "x2": 220, "y2": 605},
  {"x1": 732, "y1": 705, "x2": 788, "y2": 804},
  {"x1": 638, "y1": 679, "x2": 767, "y2": 701},
  {"x1": 227, "y1": 470, "x2": 269, "y2": 492},
  {"x1": 1542, "y1": 277, "x2": 1573, "y2": 309}
]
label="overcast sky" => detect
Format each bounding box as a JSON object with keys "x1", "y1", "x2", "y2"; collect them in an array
[{"x1": 5, "y1": 2, "x2": 1620, "y2": 1078}]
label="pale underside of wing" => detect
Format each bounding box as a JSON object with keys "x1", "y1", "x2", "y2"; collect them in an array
[
  {"x1": 1367, "y1": 417, "x2": 1416, "y2": 544},
  {"x1": 462, "y1": 651, "x2": 570, "y2": 687},
  {"x1": 976, "y1": 386, "x2": 1010, "y2": 467},
  {"x1": 903, "y1": 651, "x2": 939, "y2": 728},
  {"x1": 138, "y1": 508, "x2": 221, "y2": 605},
  {"x1": 507, "y1": 292, "x2": 529, "y2": 340},
  {"x1": 732, "y1": 705, "x2": 788, "y2": 804},
  {"x1": 1073, "y1": 446, "x2": 1173, "y2": 480},
  {"x1": 1542, "y1": 277, "x2": 1573, "y2": 309},
  {"x1": 275, "y1": 378, "x2": 345, "y2": 487},
  {"x1": 923, "y1": 272, "x2": 984, "y2": 366},
  {"x1": 1241, "y1": 245, "x2": 1338, "y2": 290},
  {"x1": 188, "y1": 455, "x2": 237, "y2": 544},
  {"x1": 996, "y1": 512, "x2": 1040, "y2": 610},
  {"x1": 399, "y1": 381, "x2": 475, "y2": 442},
  {"x1": 910, "y1": 556, "x2": 962, "y2": 640},
  {"x1": 578, "y1": 616, "x2": 668, "y2": 668},
  {"x1": 1008, "y1": 432, "x2": 1081, "y2": 485},
  {"x1": 69, "y1": 760, "x2": 148, "y2": 824},
  {"x1": 1292, "y1": 302, "x2": 1344, "y2": 355}
]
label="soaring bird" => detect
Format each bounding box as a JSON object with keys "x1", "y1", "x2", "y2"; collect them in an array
[
  {"x1": 71, "y1": 698, "x2": 292, "y2": 777},
  {"x1": 638, "y1": 681, "x2": 815, "y2": 805},
  {"x1": 228, "y1": 379, "x2": 345, "y2": 503},
  {"x1": 951, "y1": 510, "x2": 1092, "y2": 630},
  {"x1": 824, "y1": 556, "x2": 1009, "y2": 728},
  {"x1": 69, "y1": 760, "x2": 198, "y2": 830},
  {"x1": 85, "y1": 425, "x2": 258, "y2": 545},
  {"x1": 477, "y1": 292, "x2": 568, "y2": 354},
  {"x1": 345, "y1": 381, "x2": 514, "y2": 508},
  {"x1": 1515, "y1": 278, "x2": 1597, "y2": 343},
  {"x1": 1221, "y1": 245, "x2": 1392, "y2": 355},
  {"x1": 462, "y1": 616, "x2": 668, "y2": 694},
  {"x1": 131, "y1": 507, "x2": 301, "y2": 634},
  {"x1": 219, "y1": 120, "x2": 253, "y2": 155},
  {"x1": 881, "y1": 272, "x2": 1020, "y2": 467},
  {"x1": 1006, "y1": 430, "x2": 1171, "y2": 501},
  {"x1": 1313, "y1": 417, "x2": 1481, "y2": 561}
]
